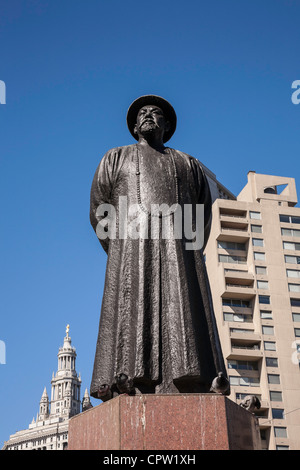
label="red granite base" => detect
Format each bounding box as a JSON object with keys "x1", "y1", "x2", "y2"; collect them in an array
[{"x1": 68, "y1": 394, "x2": 261, "y2": 450}]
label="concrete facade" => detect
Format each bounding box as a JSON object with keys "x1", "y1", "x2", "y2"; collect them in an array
[{"x1": 205, "y1": 171, "x2": 300, "y2": 450}]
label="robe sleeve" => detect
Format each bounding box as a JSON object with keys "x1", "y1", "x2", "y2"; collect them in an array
[
  {"x1": 190, "y1": 157, "x2": 212, "y2": 251},
  {"x1": 191, "y1": 157, "x2": 228, "y2": 377},
  {"x1": 90, "y1": 149, "x2": 119, "y2": 254}
]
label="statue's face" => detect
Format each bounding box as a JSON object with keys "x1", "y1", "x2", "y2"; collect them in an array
[{"x1": 134, "y1": 105, "x2": 170, "y2": 139}]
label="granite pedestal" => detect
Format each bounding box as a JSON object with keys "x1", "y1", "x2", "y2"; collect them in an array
[{"x1": 68, "y1": 394, "x2": 261, "y2": 450}]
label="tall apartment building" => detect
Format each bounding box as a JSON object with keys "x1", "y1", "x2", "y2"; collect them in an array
[
  {"x1": 205, "y1": 171, "x2": 300, "y2": 450},
  {"x1": 2, "y1": 326, "x2": 91, "y2": 450}
]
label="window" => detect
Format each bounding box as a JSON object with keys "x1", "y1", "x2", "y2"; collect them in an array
[
  {"x1": 229, "y1": 376, "x2": 239, "y2": 386},
  {"x1": 264, "y1": 341, "x2": 276, "y2": 351},
  {"x1": 274, "y1": 427, "x2": 287, "y2": 438},
  {"x1": 228, "y1": 360, "x2": 258, "y2": 371},
  {"x1": 280, "y1": 214, "x2": 300, "y2": 224},
  {"x1": 292, "y1": 313, "x2": 300, "y2": 322},
  {"x1": 232, "y1": 342, "x2": 260, "y2": 351},
  {"x1": 252, "y1": 238, "x2": 264, "y2": 247},
  {"x1": 276, "y1": 445, "x2": 289, "y2": 450},
  {"x1": 218, "y1": 241, "x2": 246, "y2": 251},
  {"x1": 256, "y1": 266, "x2": 267, "y2": 275},
  {"x1": 259, "y1": 295, "x2": 270, "y2": 304},
  {"x1": 270, "y1": 391, "x2": 282, "y2": 401},
  {"x1": 254, "y1": 252, "x2": 265, "y2": 261},
  {"x1": 268, "y1": 374, "x2": 280, "y2": 384},
  {"x1": 251, "y1": 224, "x2": 262, "y2": 233},
  {"x1": 250, "y1": 211, "x2": 261, "y2": 220},
  {"x1": 266, "y1": 357, "x2": 278, "y2": 367},
  {"x1": 257, "y1": 280, "x2": 269, "y2": 290},
  {"x1": 223, "y1": 312, "x2": 251, "y2": 323},
  {"x1": 285, "y1": 255, "x2": 300, "y2": 264},
  {"x1": 240, "y1": 376, "x2": 259, "y2": 387},
  {"x1": 283, "y1": 241, "x2": 300, "y2": 251},
  {"x1": 281, "y1": 228, "x2": 300, "y2": 237},
  {"x1": 291, "y1": 228, "x2": 300, "y2": 237},
  {"x1": 262, "y1": 325, "x2": 274, "y2": 335},
  {"x1": 295, "y1": 328, "x2": 300, "y2": 337},
  {"x1": 291, "y1": 298, "x2": 300, "y2": 307},
  {"x1": 260, "y1": 310, "x2": 272, "y2": 319},
  {"x1": 272, "y1": 409, "x2": 284, "y2": 419},
  {"x1": 288, "y1": 283, "x2": 300, "y2": 292},
  {"x1": 287, "y1": 269, "x2": 300, "y2": 278},
  {"x1": 218, "y1": 254, "x2": 247, "y2": 264},
  {"x1": 220, "y1": 208, "x2": 247, "y2": 217},
  {"x1": 229, "y1": 376, "x2": 259, "y2": 387},
  {"x1": 283, "y1": 241, "x2": 295, "y2": 250},
  {"x1": 222, "y1": 299, "x2": 250, "y2": 308}
]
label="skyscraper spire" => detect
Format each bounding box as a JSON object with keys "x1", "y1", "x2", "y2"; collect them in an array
[{"x1": 50, "y1": 326, "x2": 82, "y2": 418}]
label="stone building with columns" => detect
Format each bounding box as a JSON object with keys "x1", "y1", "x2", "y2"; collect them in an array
[{"x1": 2, "y1": 327, "x2": 92, "y2": 450}]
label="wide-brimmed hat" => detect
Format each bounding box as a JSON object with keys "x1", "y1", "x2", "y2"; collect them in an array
[{"x1": 126, "y1": 95, "x2": 177, "y2": 143}]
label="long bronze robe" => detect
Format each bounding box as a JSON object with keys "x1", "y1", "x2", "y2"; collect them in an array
[{"x1": 89, "y1": 143, "x2": 226, "y2": 398}]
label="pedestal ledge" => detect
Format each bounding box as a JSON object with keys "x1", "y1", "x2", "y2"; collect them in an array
[{"x1": 68, "y1": 393, "x2": 261, "y2": 450}]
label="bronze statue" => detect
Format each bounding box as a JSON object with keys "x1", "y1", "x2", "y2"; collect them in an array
[{"x1": 89, "y1": 95, "x2": 229, "y2": 401}]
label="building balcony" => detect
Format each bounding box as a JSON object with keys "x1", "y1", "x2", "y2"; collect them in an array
[
  {"x1": 229, "y1": 338, "x2": 263, "y2": 360},
  {"x1": 258, "y1": 417, "x2": 272, "y2": 428},
  {"x1": 259, "y1": 400, "x2": 270, "y2": 411},
  {"x1": 219, "y1": 206, "x2": 247, "y2": 218},
  {"x1": 224, "y1": 270, "x2": 254, "y2": 283},
  {"x1": 219, "y1": 214, "x2": 249, "y2": 228},
  {"x1": 218, "y1": 222, "x2": 250, "y2": 243},
  {"x1": 222, "y1": 284, "x2": 256, "y2": 300},
  {"x1": 222, "y1": 305, "x2": 253, "y2": 316},
  {"x1": 228, "y1": 349, "x2": 263, "y2": 361},
  {"x1": 230, "y1": 329, "x2": 261, "y2": 341},
  {"x1": 224, "y1": 285, "x2": 256, "y2": 300}
]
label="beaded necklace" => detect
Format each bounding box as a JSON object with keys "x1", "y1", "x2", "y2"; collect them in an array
[{"x1": 135, "y1": 145, "x2": 179, "y2": 218}]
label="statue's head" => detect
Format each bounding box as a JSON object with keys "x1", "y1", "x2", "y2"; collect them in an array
[{"x1": 127, "y1": 95, "x2": 177, "y2": 143}]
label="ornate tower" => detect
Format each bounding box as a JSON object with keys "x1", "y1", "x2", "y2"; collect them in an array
[
  {"x1": 38, "y1": 387, "x2": 49, "y2": 420},
  {"x1": 50, "y1": 325, "x2": 82, "y2": 418},
  {"x1": 82, "y1": 388, "x2": 93, "y2": 411}
]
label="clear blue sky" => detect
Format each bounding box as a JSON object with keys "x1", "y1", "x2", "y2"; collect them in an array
[{"x1": 1, "y1": 0, "x2": 300, "y2": 447}]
